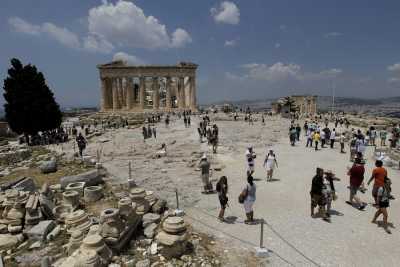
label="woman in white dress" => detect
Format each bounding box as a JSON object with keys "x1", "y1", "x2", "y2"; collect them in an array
[{"x1": 264, "y1": 150, "x2": 278, "y2": 181}]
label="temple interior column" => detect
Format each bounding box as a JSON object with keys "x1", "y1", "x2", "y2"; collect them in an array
[
  {"x1": 112, "y1": 78, "x2": 119, "y2": 111},
  {"x1": 126, "y1": 77, "x2": 133, "y2": 110},
  {"x1": 165, "y1": 77, "x2": 172, "y2": 110},
  {"x1": 152, "y1": 77, "x2": 160, "y2": 110},
  {"x1": 139, "y1": 76, "x2": 145, "y2": 109}
]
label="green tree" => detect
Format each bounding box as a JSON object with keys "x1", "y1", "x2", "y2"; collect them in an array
[{"x1": 3, "y1": 58, "x2": 62, "y2": 144}]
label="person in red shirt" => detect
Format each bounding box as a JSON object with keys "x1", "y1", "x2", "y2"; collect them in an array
[
  {"x1": 367, "y1": 160, "x2": 387, "y2": 205},
  {"x1": 346, "y1": 158, "x2": 367, "y2": 210}
]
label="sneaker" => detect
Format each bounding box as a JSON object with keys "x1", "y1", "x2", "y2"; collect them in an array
[{"x1": 358, "y1": 204, "x2": 366, "y2": 210}]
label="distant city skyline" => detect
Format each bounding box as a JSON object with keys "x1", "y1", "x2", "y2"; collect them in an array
[{"x1": 1, "y1": 0, "x2": 400, "y2": 108}]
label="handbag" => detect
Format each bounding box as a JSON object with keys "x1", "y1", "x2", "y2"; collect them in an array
[{"x1": 238, "y1": 186, "x2": 248, "y2": 204}]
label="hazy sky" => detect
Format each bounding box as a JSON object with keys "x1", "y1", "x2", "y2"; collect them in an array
[{"x1": 1, "y1": 0, "x2": 400, "y2": 107}]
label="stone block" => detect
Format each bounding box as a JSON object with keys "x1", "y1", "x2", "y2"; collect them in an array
[
  {"x1": 142, "y1": 213, "x2": 161, "y2": 228},
  {"x1": 144, "y1": 223, "x2": 158, "y2": 239},
  {"x1": 26, "y1": 220, "x2": 56, "y2": 241},
  {"x1": 39, "y1": 159, "x2": 57, "y2": 174},
  {"x1": 60, "y1": 170, "x2": 103, "y2": 189},
  {"x1": 11, "y1": 177, "x2": 36, "y2": 192}
]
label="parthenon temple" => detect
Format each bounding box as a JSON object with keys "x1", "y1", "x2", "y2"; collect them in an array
[{"x1": 97, "y1": 61, "x2": 198, "y2": 112}]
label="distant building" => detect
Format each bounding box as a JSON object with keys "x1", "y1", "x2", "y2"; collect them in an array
[{"x1": 271, "y1": 95, "x2": 317, "y2": 117}]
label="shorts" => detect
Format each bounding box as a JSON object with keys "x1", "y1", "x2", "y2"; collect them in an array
[
  {"x1": 243, "y1": 199, "x2": 254, "y2": 213},
  {"x1": 247, "y1": 165, "x2": 255, "y2": 173},
  {"x1": 379, "y1": 201, "x2": 389, "y2": 208},
  {"x1": 310, "y1": 193, "x2": 325, "y2": 208},
  {"x1": 372, "y1": 187, "x2": 379, "y2": 198},
  {"x1": 350, "y1": 186, "x2": 359, "y2": 198},
  {"x1": 219, "y1": 195, "x2": 228, "y2": 209}
]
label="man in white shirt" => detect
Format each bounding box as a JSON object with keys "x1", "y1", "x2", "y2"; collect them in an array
[{"x1": 330, "y1": 129, "x2": 336, "y2": 149}]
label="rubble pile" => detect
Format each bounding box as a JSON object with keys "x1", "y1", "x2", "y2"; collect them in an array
[{"x1": 0, "y1": 168, "x2": 222, "y2": 266}]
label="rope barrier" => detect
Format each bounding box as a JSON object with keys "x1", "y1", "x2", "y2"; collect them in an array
[{"x1": 189, "y1": 206, "x2": 321, "y2": 267}]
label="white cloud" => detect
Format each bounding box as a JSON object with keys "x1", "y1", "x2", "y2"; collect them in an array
[
  {"x1": 9, "y1": 17, "x2": 80, "y2": 49},
  {"x1": 8, "y1": 1, "x2": 191, "y2": 54},
  {"x1": 83, "y1": 34, "x2": 114, "y2": 54},
  {"x1": 324, "y1": 32, "x2": 343, "y2": 38},
  {"x1": 236, "y1": 63, "x2": 342, "y2": 82},
  {"x1": 388, "y1": 63, "x2": 400, "y2": 73},
  {"x1": 171, "y1": 28, "x2": 192, "y2": 48},
  {"x1": 241, "y1": 62, "x2": 302, "y2": 81},
  {"x1": 388, "y1": 63, "x2": 400, "y2": 84},
  {"x1": 319, "y1": 68, "x2": 343, "y2": 77},
  {"x1": 8, "y1": 17, "x2": 40, "y2": 35},
  {"x1": 41, "y1": 23, "x2": 80, "y2": 49},
  {"x1": 211, "y1": 1, "x2": 240, "y2": 25},
  {"x1": 388, "y1": 77, "x2": 400, "y2": 84},
  {"x1": 224, "y1": 40, "x2": 237, "y2": 47},
  {"x1": 113, "y1": 52, "x2": 145, "y2": 65},
  {"x1": 275, "y1": 43, "x2": 281, "y2": 49},
  {"x1": 87, "y1": 0, "x2": 191, "y2": 49}
]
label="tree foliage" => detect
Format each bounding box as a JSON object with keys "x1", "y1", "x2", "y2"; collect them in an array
[{"x1": 3, "y1": 58, "x2": 62, "y2": 137}]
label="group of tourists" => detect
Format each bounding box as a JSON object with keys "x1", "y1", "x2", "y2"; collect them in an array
[
  {"x1": 26, "y1": 128, "x2": 69, "y2": 146},
  {"x1": 142, "y1": 124, "x2": 157, "y2": 141}
]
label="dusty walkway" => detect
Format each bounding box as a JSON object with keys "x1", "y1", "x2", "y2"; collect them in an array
[{"x1": 60, "y1": 115, "x2": 400, "y2": 267}]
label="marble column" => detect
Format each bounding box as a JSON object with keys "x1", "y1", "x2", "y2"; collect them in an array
[
  {"x1": 152, "y1": 77, "x2": 160, "y2": 110},
  {"x1": 178, "y1": 76, "x2": 185, "y2": 109},
  {"x1": 139, "y1": 76, "x2": 145, "y2": 109},
  {"x1": 100, "y1": 78, "x2": 107, "y2": 111},
  {"x1": 165, "y1": 77, "x2": 172, "y2": 110},
  {"x1": 126, "y1": 77, "x2": 134, "y2": 110},
  {"x1": 190, "y1": 76, "x2": 196, "y2": 110},
  {"x1": 122, "y1": 78, "x2": 127, "y2": 109},
  {"x1": 112, "y1": 78, "x2": 119, "y2": 111}
]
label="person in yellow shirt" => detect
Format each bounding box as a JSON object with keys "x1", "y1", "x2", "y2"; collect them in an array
[{"x1": 313, "y1": 131, "x2": 321, "y2": 151}]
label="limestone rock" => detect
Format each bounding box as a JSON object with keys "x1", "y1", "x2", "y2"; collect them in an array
[
  {"x1": 26, "y1": 220, "x2": 56, "y2": 241},
  {"x1": 151, "y1": 199, "x2": 167, "y2": 214},
  {"x1": 144, "y1": 223, "x2": 158, "y2": 239},
  {"x1": 11, "y1": 177, "x2": 36, "y2": 192},
  {"x1": 0, "y1": 234, "x2": 24, "y2": 250},
  {"x1": 60, "y1": 169, "x2": 103, "y2": 189},
  {"x1": 142, "y1": 213, "x2": 161, "y2": 228},
  {"x1": 136, "y1": 259, "x2": 150, "y2": 267},
  {"x1": 39, "y1": 159, "x2": 57, "y2": 174}
]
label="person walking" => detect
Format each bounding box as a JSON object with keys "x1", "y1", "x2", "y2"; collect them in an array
[
  {"x1": 245, "y1": 147, "x2": 256, "y2": 177},
  {"x1": 339, "y1": 133, "x2": 346, "y2": 153},
  {"x1": 367, "y1": 160, "x2": 388, "y2": 206},
  {"x1": 216, "y1": 176, "x2": 228, "y2": 222},
  {"x1": 310, "y1": 168, "x2": 329, "y2": 221},
  {"x1": 323, "y1": 170, "x2": 338, "y2": 217},
  {"x1": 346, "y1": 158, "x2": 367, "y2": 210},
  {"x1": 313, "y1": 131, "x2": 321, "y2": 151},
  {"x1": 241, "y1": 175, "x2": 256, "y2": 224},
  {"x1": 263, "y1": 150, "x2": 278, "y2": 181},
  {"x1": 152, "y1": 127, "x2": 157, "y2": 139},
  {"x1": 76, "y1": 133, "x2": 87, "y2": 158},
  {"x1": 199, "y1": 155, "x2": 213, "y2": 193},
  {"x1": 380, "y1": 129, "x2": 387, "y2": 146},
  {"x1": 330, "y1": 129, "x2": 336, "y2": 148},
  {"x1": 320, "y1": 130, "x2": 326, "y2": 148},
  {"x1": 306, "y1": 129, "x2": 313, "y2": 148},
  {"x1": 371, "y1": 177, "x2": 392, "y2": 234}
]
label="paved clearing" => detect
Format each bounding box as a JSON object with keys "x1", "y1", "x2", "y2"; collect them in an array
[{"x1": 61, "y1": 114, "x2": 400, "y2": 267}]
